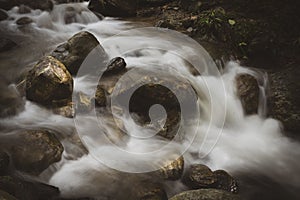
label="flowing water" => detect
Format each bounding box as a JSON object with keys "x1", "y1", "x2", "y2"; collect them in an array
[{"x1": 0, "y1": 2, "x2": 300, "y2": 200}]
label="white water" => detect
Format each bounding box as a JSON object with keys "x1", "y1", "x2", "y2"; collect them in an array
[{"x1": 1, "y1": 2, "x2": 300, "y2": 200}]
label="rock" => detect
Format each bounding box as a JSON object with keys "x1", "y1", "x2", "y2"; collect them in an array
[
  {"x1": 138, "y1": 0, "x2": 173, "y2": 6},
  {"x1": 18, "y1": 4, "x2": 31, "y2": 14},
  {"x1": 51, "y1": 31, "x2": 101, "y2": 75},
  {"x1": 183, "y1": 164, "x2": 217, "y2": 189},
  {"x1": 10, "y1": 130, "x2": 63, "y2": 174},
  {"x1": 0, "y1": 190, "x2": 17, "y2": 200},
  {"x1": 159, "y1": 156, "x2": 184, "y2": 180},
  {"x1": 88, "y1": 0, "x2": 137, "y2": 17},
  {"x1": 75, "y1": 92, "x2": 92, "y2": 113},
  {"x1": 0, "y1": 152, "x2": 9, "y2": 175},
  {"x1": 25, "y1": 56, "x2": 73, "y2": 107},
  {"x1": 133, "y1": 181, "x2": 167, "y2": 200},
  {"x1": 95, "y1": 85, "x2": 107, "y2": 107},
  {"x1": 53, "y1": 103, "x2": 74, "y2": 118},
  {"x1": 268, "y1": 65, "x2": 300, "y2": 133},
  {"x1": 16, "y1": 17, "x2": 33, "y2": 25},
  {"x1": 0, "y1": 83, "x2": 25, "y2": 118},
  {"x1": 236, "y1": 74, "x2": 259, "y2": 115},
  {"x1": 169, "y1": 189, "x2": 241, "y2": 200},
  {"x1": 0, "y1": 175, "x2": 59, "y2": 200},
  {"x1": 0, "y1": 9, "x2": 8, "y2": 21},
  {"x1": 64, "y1": 6, "x2": 77, "y2": 24},
  {"x1": 0, "y1": 38, "x2": 17, "y2": 52},
  {"x1": 104, "y1": 57, "x2": 126, "y2": 75},
  {"x1": 0, "y1": 0, "x2": 53, "y2": 11},
  {"x1": 214, "y1": 170, "x2": 238, "y2": 193}
]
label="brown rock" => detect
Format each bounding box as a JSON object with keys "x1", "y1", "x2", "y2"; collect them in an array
[
  {"x1": 236, "y1": 74, "x2": 259, "y2": 115},
  {"x1": 214, "y1": 170, "x2": 238, "y2": 193},
  {"x1": 169, "y1": 189, "x2": 241, "y2": 200},
  {"x1": 16, "y1": 17, "x2": 33, "y2": 25},
  {"x1": 0, "y1": 152, "x2": 9, "y2": 175},
  {"x1": 25, "y1": 56, "x2": 73, "y2": 107},
  {"x1": 159, "y1": 156, "x2": 184, "y2": 180}
]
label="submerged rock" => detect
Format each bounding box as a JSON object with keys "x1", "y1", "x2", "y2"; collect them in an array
[
  {"x1": 16, "y1": 17, "x2": 33, "y2": 26},
  {"x1": 268, "y1": 65, "x2": 300, "y2": 133},
  {"x1": 88, "y1": 0, "x2": 137, "y2": 17},
  {"x1": 0, "y1": 175, "x2": 59, "y2": 200},
  {"x1": 25, "y1": 56, "x2": 73, "y2": 107},
  {"x1": 133, "y1": 181, "x2": 167, "y2": 200},
  {"x1": 10, "y1": 130, "x2": 63, "y2": 174},
  {"x1": 51, "y1": 31, "x2": 102, "y2": 75},
  {"x1": 214, "y1": 170, "x2": 238, "y2": 193},
  {"x1": 169, "y1": 189, "x2": 241, "y2": 200},
  {"x1": 236, "y1": 74, "x2": 259, "y2": 115},
  {"x1": 0, "y1": 38, "x2": 17, "y2": 52}
]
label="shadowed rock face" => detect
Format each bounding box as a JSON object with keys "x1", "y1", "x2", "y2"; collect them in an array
[
  {"x1": 0, "y1": 152, "x2": 9, "y2": 175},
  {"x1": 268, "y1": 65, "x2": 300, "y2": 133},
  {"x1": 25, "y1": 56, "x2": 73, "y2": 107},
  {"x1": 9, "y1": 130, "x2": 64, "y2": 174},
  {"x1": 236, "y1": 74, "x2": 259, "y2": 115},
  {"x1": 88, "y1": 0, "x2": 137, "y2": 17},
  {"x1": 169, "y1": 189, "x2": 241, "y2": 200},
  {"x1": 51, "y1": 31, "x2": 103, "y2": 76}
]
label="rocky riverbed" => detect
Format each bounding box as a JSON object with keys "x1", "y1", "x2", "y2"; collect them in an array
[{"x1": 0, "y1": 1, "x2": 299, "y2": 200}]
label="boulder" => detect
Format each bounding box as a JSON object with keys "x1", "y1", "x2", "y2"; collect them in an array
[
  {"x1": 88, "y1": 0, "x2": 137, "y2": 17},
  {"x1": 25, "y1": 56, "x2": 73, "y2": 107},
  {"x1": 16, "y1": 17, "x2": 33, "y2": 25},
  {"x1": 169, "y1": 189, "x2": 241, "y2": 200},
  {"x1": 51, "y1": 31, "x2": 101, "y2": 76},
  {"x1": 214, "y1": 170, "x2": 238, "y2": 193},
  {"x1": 268, "y1": 65, "x2": 300, "y2": 133},
  {"x1": 104, "y1": 57, "x2": 126, "y2": 75},
  {"x1": 159, "y1": 156, "x2": 184, "y2": 180},
  {"x1": 183, "y1": 164, "x2": 217, "y2": 189},
  {"x1": 0, "y1": 175, "x2": 59, "y2": 200},
  {"x1": 0, "y1": 9, "x2": 8, "y2": 21},
  {"x1": 183, "y1": 164, "x2": 239, "y2": 194},
  {"x1": 0, "y1": 152, "x2": 9, "y2": 175},
  {"x1": 236, "y1": 74, "x2": 259, "y2": 115},
  {"x1": 0, "y1": 0, "x2": 53, "y2": 11},
  {"x1": 10, "y1": 130, "x2": 63, "y2": 174},
  {"x1": 18, "y1": 4, "x2": 31, "y2": 14}
]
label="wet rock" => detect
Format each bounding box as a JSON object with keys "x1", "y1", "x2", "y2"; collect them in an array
[
  {"x1": 159, "y1": 156, "x2": 184, "y2": 180},
  {"x1": 64, "y1": 6, "x2": 77, "y2": 24},
  {"x1": 75, "y1": 92, "x2": 92, "y2": 113},
  {"x1": 133, "y1": 181, "x2": 167, "y2": 200},
  {"x1": 95, "y1": 85, "x2": 107, "y2": 107},
  {"x1": 214, "y1": 170, "x2": 238, "y2": 193},
  {"x1": 0, "y1": 152, "x2": 9, "y2": 175},
  {"x1": 138, "y1": 0, "x2": 173, "y2": 6},
  {"x1": 0, "y1": 175, "x2": 59, "y2": 200},
  {"x1": 268, "y1": 65, "x2": 300, "y2": 133},
  {"x1": 183, "y1": 164, "x2": 217, "y2": 189},
  {"x1": 0, "y1": 0, "x2": 53, "y2": 11},
  {"x1": 53, "y1": 103, "x2": 74, "y2": 118},
  {"x1": 104, "y1": 57, "x2": 126, "y2": 75},
  {"x1": 51, "y1": 31, "x2": 101, "y2": 75},
  {"x1": 18, "y1": 4, "x2": 31, "y2": 14},
  {"x1": 10, "y1": 130, "x2": 63, "y2": 174},
  {"x1": 25, "y1": 56, "x2": 73, "y2": 107},
  {"x1": 0, "y1": 190, "x2": 17, "y2": 200},
  {"x1": 0, "y1": 83, "x2": 25, "y2": 118},
  {"x1": 169, "y1": 189, "x2": 241, "y2": 200},
  {"x1": 236, "y1": 74, "x2": 259, "y2": 115},
  {"x1": 16, "y1": 17, "x2": 33, "y2": 25},
  {"x1": 0, "y1": 9, "x2": 8, "y2": 21},
  {"x1": 88, "y1": 0, "x2": 137, "y2": 17}
]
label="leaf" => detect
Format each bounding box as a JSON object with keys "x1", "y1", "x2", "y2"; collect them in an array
[{"x1": 228, "y1": 19, "x2": 236, "y2": 26}]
